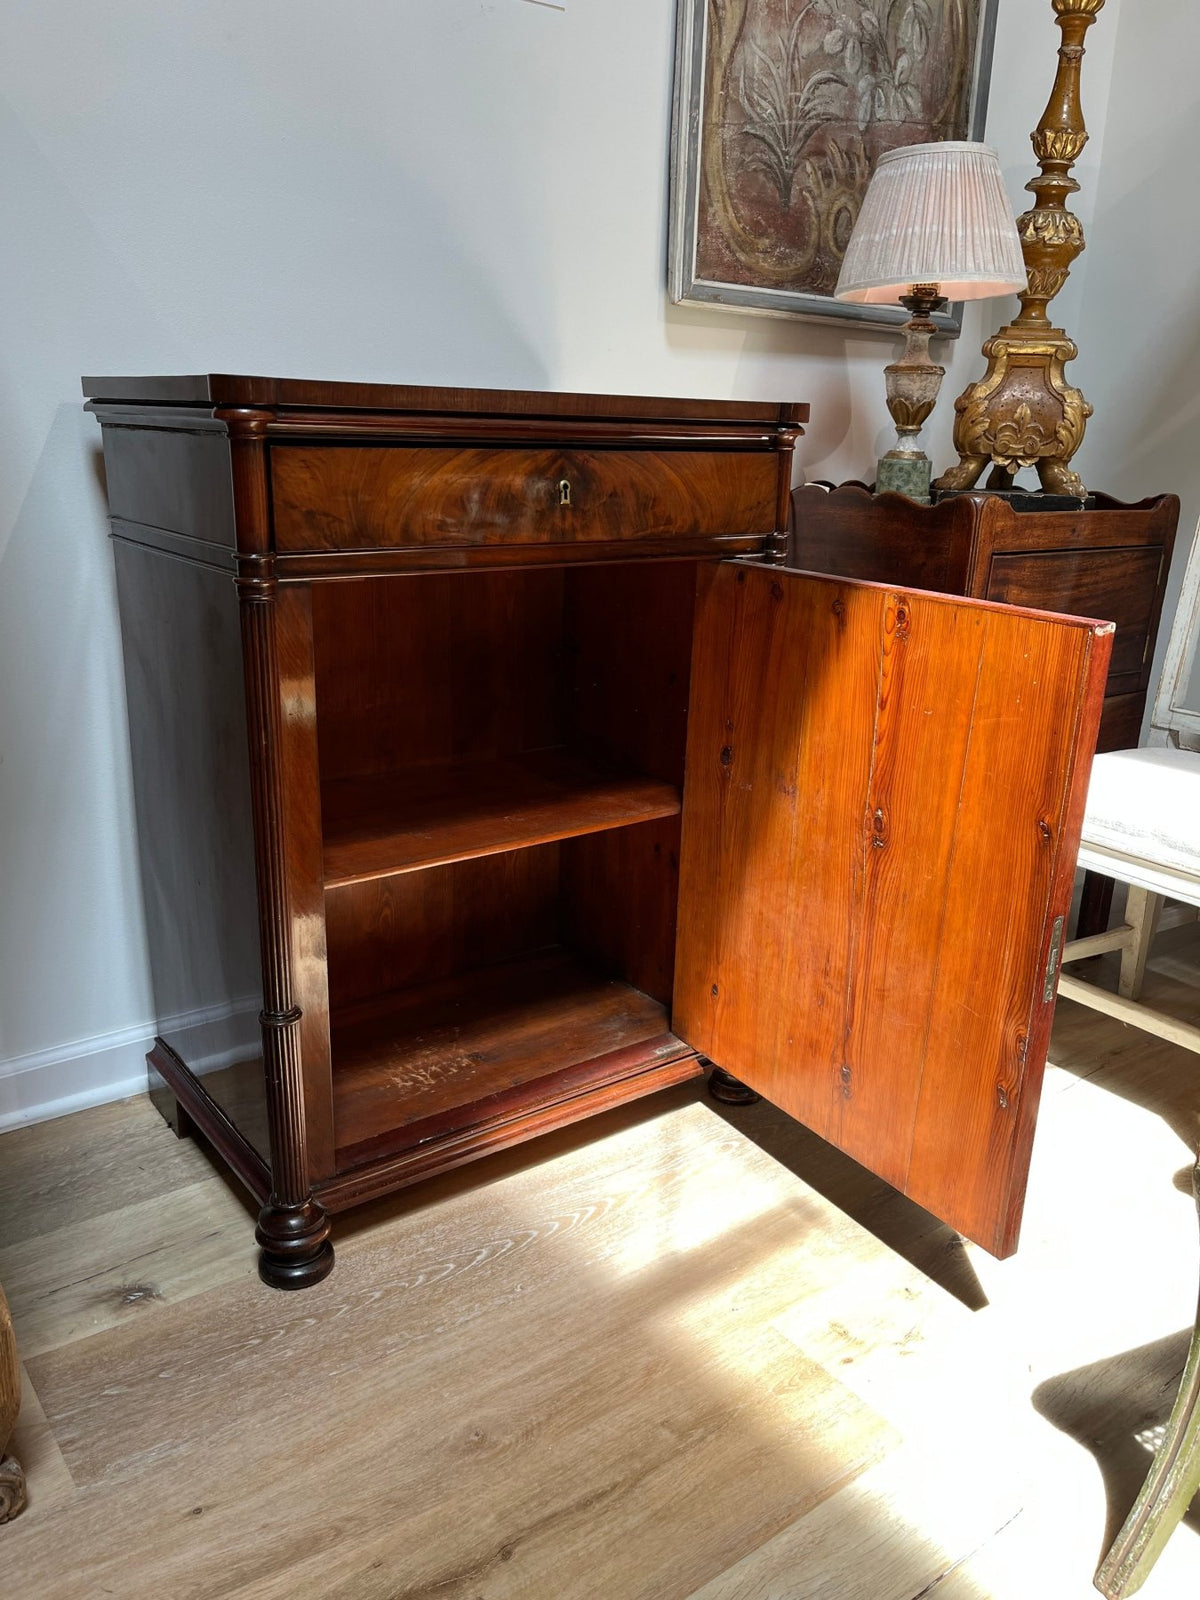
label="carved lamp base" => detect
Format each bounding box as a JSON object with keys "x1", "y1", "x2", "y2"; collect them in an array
[
  {"x1": 876, "y1": 289, "x2": 946, "y2": 506},
  {"x1": 877, "y1": 451, "x2": 934, "y2": 502},
  {"x1": 934, "y1": 324, "x2": 1093, "y2": 497}
]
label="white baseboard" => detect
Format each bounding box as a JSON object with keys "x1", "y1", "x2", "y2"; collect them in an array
[
  {"x1": 0, "y1": 997, "x2": 261, "y2": 1134},
  {"x1": 0, "y1": 1025, "x2": 153, "y2": 1133}
]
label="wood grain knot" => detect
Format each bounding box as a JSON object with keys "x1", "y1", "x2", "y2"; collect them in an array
[
  {"x1": 870, "y1": 807, "x2": 888, "y2": 848},
  {"x1": 116, "y1": 1283, "x2": 162, "y2": 1308},
  {"x1": 1038, "y1": 819, "x2": 1053, "y2": 844},
  {"x1": 720, "y1": 746, "x2": 733, "y2": 767}
]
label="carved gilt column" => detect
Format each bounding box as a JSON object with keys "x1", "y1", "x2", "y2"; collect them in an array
[{"x1": 935, "y1": 0, "x2": 1104, "y2": 497}]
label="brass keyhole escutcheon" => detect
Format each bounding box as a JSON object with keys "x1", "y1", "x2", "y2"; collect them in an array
[{"x1": 558, "y1": 479, "x2": 571, "y2": 507}]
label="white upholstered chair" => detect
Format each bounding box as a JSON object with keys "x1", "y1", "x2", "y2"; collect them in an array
[
  {"x1": 1059, "y1": 517, "x2": 1200, "y2": 1053},
  {"x1": 1057, "y1": 516, "x2": 1200, "y2": 1599}
]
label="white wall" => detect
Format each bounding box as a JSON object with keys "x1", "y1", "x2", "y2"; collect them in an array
[
  {"x1": 0, "y1": 0, "x2": 1119, "y2": 1126},
  {"x1": 1073, "y1": 0, "x2": 1200, "y2": 713}
]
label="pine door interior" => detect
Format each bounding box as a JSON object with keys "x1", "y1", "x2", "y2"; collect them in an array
[{"x1": 674, "y1": 563, "x2": 1113, "y2": 1257}]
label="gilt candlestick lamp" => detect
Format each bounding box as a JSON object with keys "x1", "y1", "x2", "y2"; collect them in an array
[{"x1": 835, "y1": 142, "x2": 1026, "y2": 503}]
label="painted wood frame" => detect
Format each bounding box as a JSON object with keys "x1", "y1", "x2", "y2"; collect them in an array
[{"x1": 668, "y1": 0, "x2": 999, "y2": 329}]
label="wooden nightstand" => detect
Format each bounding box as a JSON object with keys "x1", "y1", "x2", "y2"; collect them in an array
[
  {"x1": 791, "y1": 483, "x2": 1179, "y2": 754},
  {"x1": 792, "y1": 484, "x2": 1180, "y2": 939}
]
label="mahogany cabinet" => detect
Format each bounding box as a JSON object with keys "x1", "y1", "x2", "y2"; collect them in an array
[{"x1": 86, "y1": 376, "x2": 1112, "y2": 1289}]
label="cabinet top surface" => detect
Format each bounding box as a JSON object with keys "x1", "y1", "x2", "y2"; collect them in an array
[{"x1": 81, "y1": 373, "x2": 808, "y2": 426}]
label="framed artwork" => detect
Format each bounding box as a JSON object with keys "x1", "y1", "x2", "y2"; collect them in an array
[{"x1": 668, "y1": 0, "x2": 1000, "y2": 334}]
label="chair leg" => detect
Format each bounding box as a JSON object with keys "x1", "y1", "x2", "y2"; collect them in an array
[
  {"x1": 0, "y1": 1455, "x2": 26, "y2": 1523},
  {"x1": 1117, "y1": 888, "x2": 1164, "y2": 1001},
  {"x1": 0, "y1": 1285, "x2": 23, "y2": 1522},
  {"x1": 1095, "y1": 1163, "x2": 1200, "y2": 1598}
]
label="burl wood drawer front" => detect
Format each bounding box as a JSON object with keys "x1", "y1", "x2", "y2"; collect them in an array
[
  {"x1": 270, "y1": 446, "x2": 779, "y2": 551},
  {"x1": 985, "y1": 546, "x2": 1163, "y2": 695}
]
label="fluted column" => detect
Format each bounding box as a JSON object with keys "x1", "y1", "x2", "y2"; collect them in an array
[{"x1": 224, "y1": 408, "x2": 334, "y2": 1290}]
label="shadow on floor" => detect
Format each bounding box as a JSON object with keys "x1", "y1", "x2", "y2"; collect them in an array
[
  {"x1": 703, "y1": 1092, "x2": 989, "y2": 1312},
  {"x1": 1034, "y1": 1329, "x2": 1200, "y2": 1557},
  {"x1": 12, "y1": 1081, "x2": 1021, "y2": 1600},
  {"x1": 176, "y1": 1070, "x2": 989, "y2": 1312}
]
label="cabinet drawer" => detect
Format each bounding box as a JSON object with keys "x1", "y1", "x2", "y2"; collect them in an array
[
  {"x1": 985, "y1": 546, "x2": 1163, "y2": 695},
  {"x1": 271, "y1": 445, "x2": 779, "y2": 552}
]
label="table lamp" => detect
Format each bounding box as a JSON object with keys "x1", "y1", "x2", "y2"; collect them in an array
[{"x1": 835, "y1": 141, "x2": 1026, "y2": 503}]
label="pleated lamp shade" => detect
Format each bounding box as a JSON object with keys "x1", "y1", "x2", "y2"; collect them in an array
[{"x1": 835, "y1": 141, "x2": 1026, "y2": 305}]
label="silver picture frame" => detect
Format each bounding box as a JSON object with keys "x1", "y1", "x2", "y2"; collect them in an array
[{"x1": 668, "y1": 0, "x2": 1000, "y2": 335}]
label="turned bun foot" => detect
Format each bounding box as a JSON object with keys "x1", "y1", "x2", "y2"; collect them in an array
[
  {"x1": 256, "y1": 1199, "x2": 335, "y2": 1290},
  {"x1": 707, "y1": 1067, "x2": 761, "y2": 1106},
  {"x1": 0, "y1": 1455, "x2": 26, "y2": 1523}
]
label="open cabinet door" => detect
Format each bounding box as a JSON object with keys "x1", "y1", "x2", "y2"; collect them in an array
[{"x1": 674, "y1": 563, "x2": 1113, "y2": 1257}]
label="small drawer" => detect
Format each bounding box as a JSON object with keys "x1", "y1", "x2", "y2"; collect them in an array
[
  {"x1": 985, "y1": 546, "x2": 1163, "y2": 695},
  {"x1": 270, "y1": 445, "x2": 779, "y2": 552}
]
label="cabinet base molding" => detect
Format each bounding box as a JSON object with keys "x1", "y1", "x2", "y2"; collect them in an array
[
  {"x1": 147, "y1": 1042, "x2": 270, "y2": 1205},
  {"x1": 149, "y1": 1036, "x2": 705, "y2": 1249},
  {"x1": 318, "y1": 1044, "x2": 703, "y2": 1214}
]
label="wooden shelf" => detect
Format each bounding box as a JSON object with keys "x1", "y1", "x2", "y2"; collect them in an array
[
  {"x1": 321, "y1": 748, "x2": 681, "y2": 887},
  {"x1": 330, "y1": 948, "x2": 691, "y2": 1166}
]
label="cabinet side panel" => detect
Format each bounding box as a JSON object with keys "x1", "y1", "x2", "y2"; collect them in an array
[
  {"x1": 101, "y1": 425, "x2": 236, "y2": 546},
  {"x1": 113, "y1": 540, "x2": 268, "y2": 1158}
]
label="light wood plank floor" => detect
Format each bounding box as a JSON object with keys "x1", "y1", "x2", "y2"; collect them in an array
[{"x1": 1, "y1": 930, "x2": 1199, "y2": 1598}]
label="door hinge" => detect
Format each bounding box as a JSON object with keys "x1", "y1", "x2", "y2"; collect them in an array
[{"x1": 1042, "y1": 915, "x2": 1065, "y2": 1002}]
